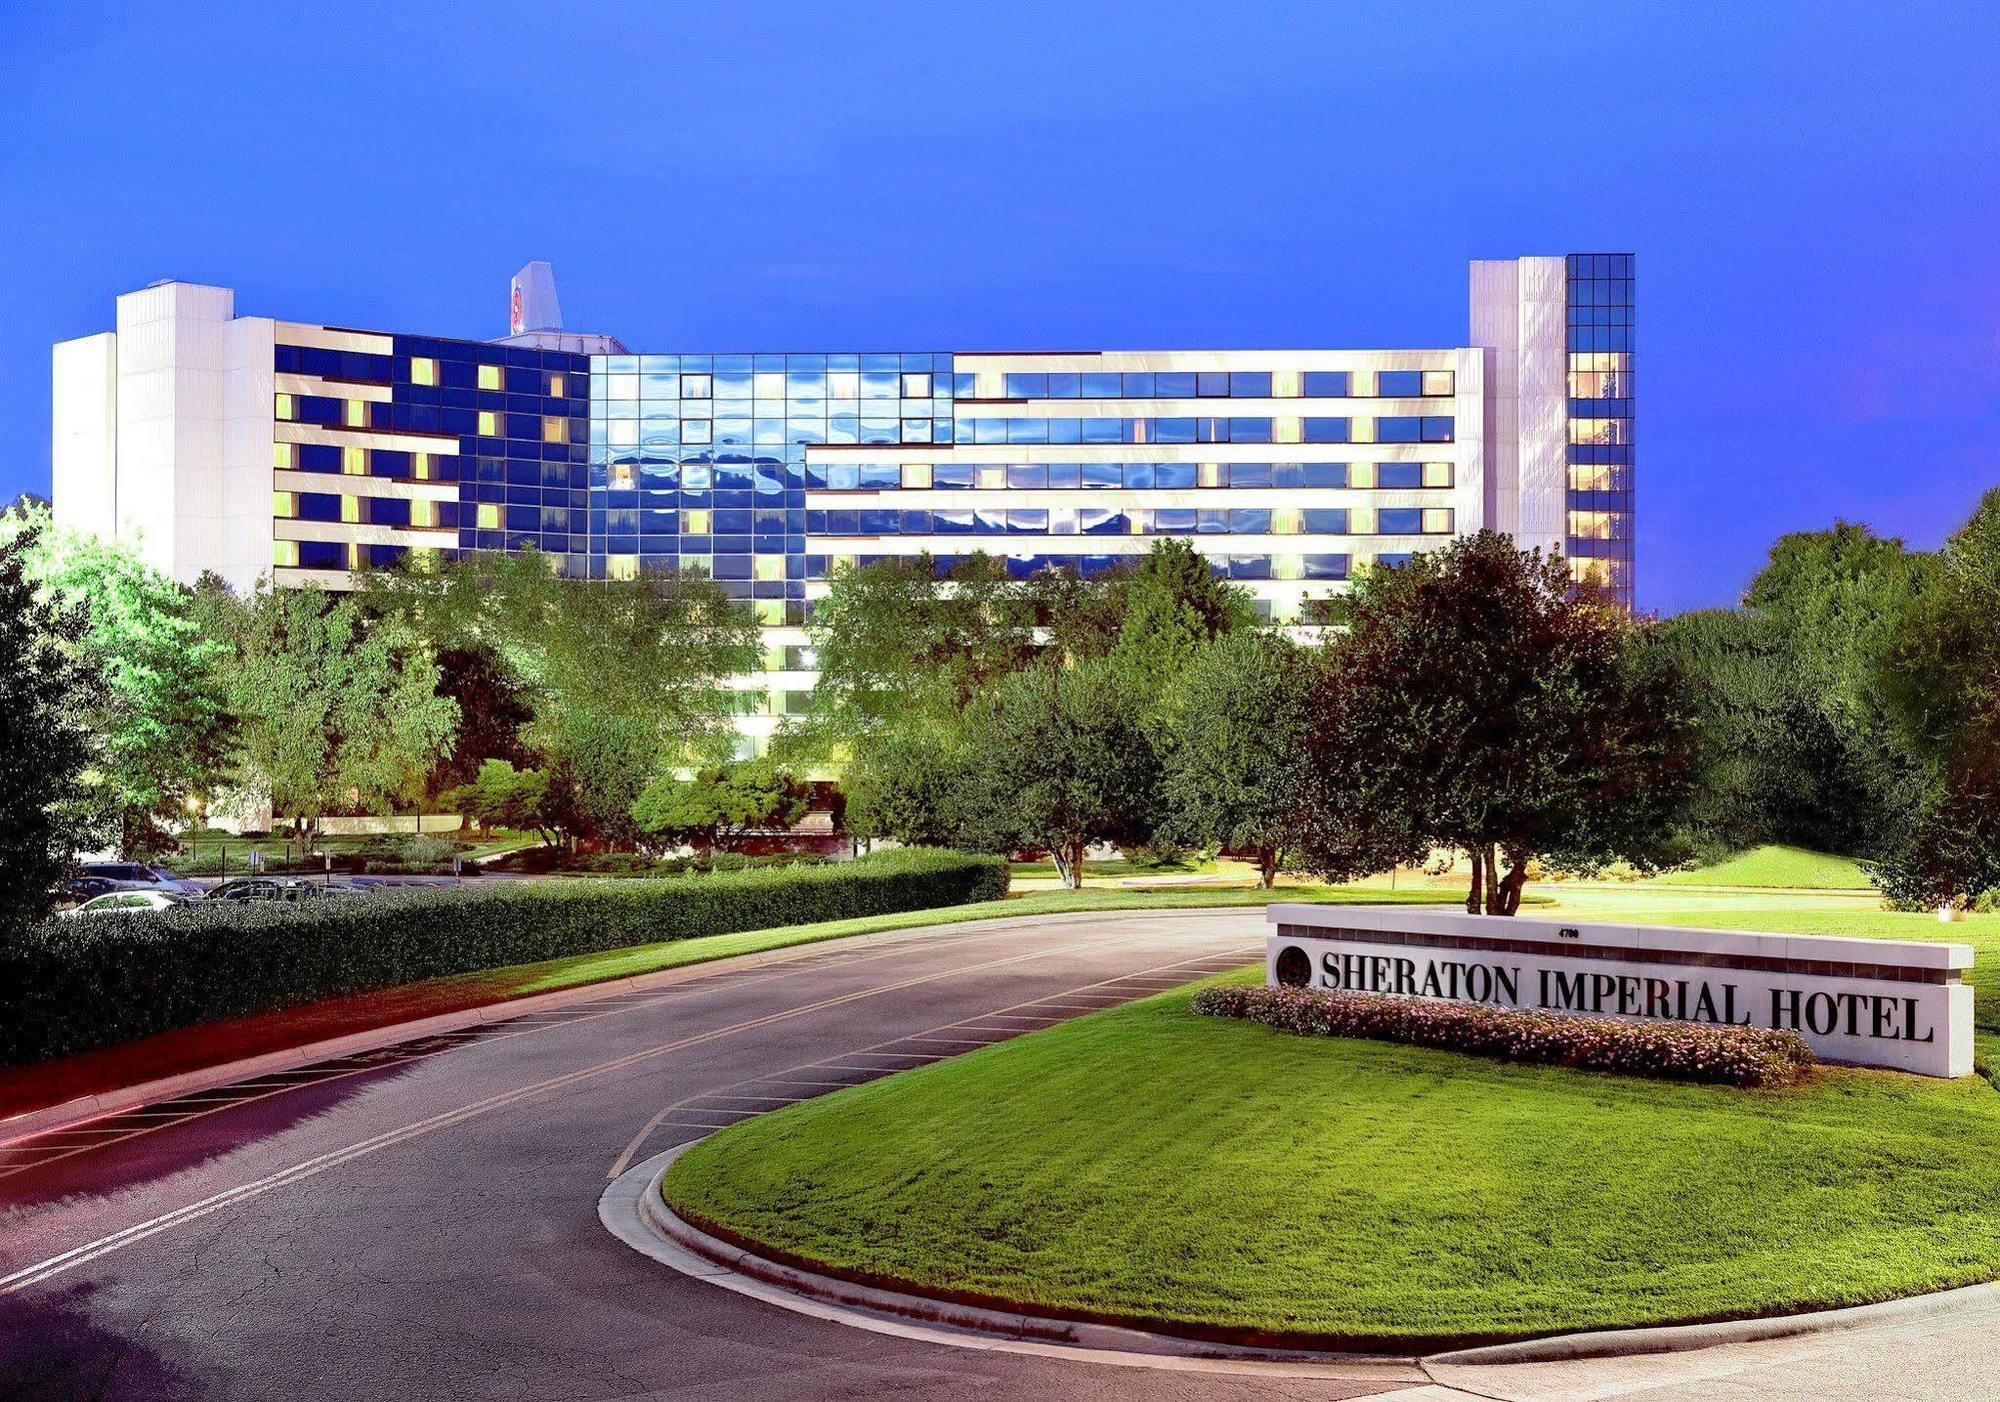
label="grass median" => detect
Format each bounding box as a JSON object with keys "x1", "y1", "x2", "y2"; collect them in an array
[{"x1": 662, "y1": 965, "x2": 2000, "y2": 1349}]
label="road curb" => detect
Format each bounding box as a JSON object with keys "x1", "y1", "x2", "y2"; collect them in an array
[
  {"x1": 600, "y1": 1144, "x2": 1423, "y2": 1380},
  {"x1": 0, "y1": 910, "x2": 1133, "y2": 1149},
  {"x1": 614, "y1": 1145, "x2": 2000, "y2": 1373}
]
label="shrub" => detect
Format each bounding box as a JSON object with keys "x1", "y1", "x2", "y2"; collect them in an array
[
  {"x1": 0, "y1": 848, "x2": 1008, "y2": 1066},
  {"x1": 396, "y1": 834, "x2": 460, "y2": 871},
  {"x1": 1193, "y1": 985, "x2": 1815, "y2": 1089}
]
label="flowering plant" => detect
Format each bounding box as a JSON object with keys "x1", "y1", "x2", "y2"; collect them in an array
[{"x1": 1193, "y1": 985, "x2": 1815, "y2": 1088}]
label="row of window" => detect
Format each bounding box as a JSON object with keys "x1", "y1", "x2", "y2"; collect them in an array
[
  {"x1": 273, "y1": 492, "x2": 450, "y2": 529},
  {"x1": 805, "y1": 506, "x2": 1454, "y2": 538},
  {"x1": 274, "y1": 442, "x2": 451, "y2": 481},
  {"x1": 806, "y1": 460, "x2": 1455, "y2": 491},
  {"x1": 597, "y1": 415, "x2": 950, "y2": 448},
  {"x1": 276, "y1": 394, "x2": 582, "y2": 445},
  {"x1": 599, "y1": 369, "x2": 939, "y2": 402},
  {"x1": 1569, "y1": 418, "x2": 1634, "y2": 446},
  {"x1": 276, "y1": 345, "x2": 579, "y2": 399},
  {"x1": 984, "y1": 369, "x2": 1454, "y2": 401},
  {"x1": 595, "y1": 352, "x2": 951, "y2": 377},
  {"x1": 952, "y1": 415, "x2": 1456, "y2": 446}
]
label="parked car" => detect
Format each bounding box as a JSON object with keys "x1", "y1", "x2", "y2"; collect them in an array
[
  {"x1": 63, "y1": 890, "x2": 197, "y2": 917},
  {"x1": 205, "y1": 876, "x2": 332, "y2": 902},
  {"x1": 57, "y1": 874, "x2": 143, "y2": 905},
  {"x1": 78, "y1": 861, "x2": 204, "y2": 898}
]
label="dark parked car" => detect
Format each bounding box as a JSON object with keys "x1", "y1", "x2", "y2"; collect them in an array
[
  {"x1": 205, "y1": 877, "x2": 332, "y2": 903},
  {"x1": 79, "y1": 861, "x2": 204, "y2": 898},
  {"x1": 57, "y1": 874, "x2": 142, "y2": 906}
]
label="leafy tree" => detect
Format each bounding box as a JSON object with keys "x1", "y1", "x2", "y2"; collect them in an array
[
  {"x1": 1158, "y1": 631, "x2": 1317, "y2": 886},
  {"x1": 0, "y1": 525, "x2": 111, "y2": 926},
  {"x1": 359, "y1": 550, "x2": 759, "y2": 846},
  {"x1": 445, "y1": 758, "x2": 553, "y2": 841},
  {"x1": 842, "y1": 722, "x2": 987, "y2": 850},
  {"x1": 0, "y1": 505, "x2": 233, "y2": 854},
  {"x1": 962, "y1": 658, "x2": 1162, "y2": 888},
  {"x1": 631, "y1": 760, "x2": 811, "y2": 855},
  {"x1": 219, "y1": 584, "x2": 458, "y2": 836},
  {"x1": 428, "y1": 646, "x2": 535, "y2": 799},
  {"x1": 1105, "y1": 537, "x2": 1256, "y2": 692},
  {"x1": 806, "y1": 552, "x2": 1036, "y2": 731},
  {"x1": 1651, "y1": 607, "x2": 1883, "y2": 856},
  {"x1": 1299, "y1": 532, "x2": 1701, "y2": 914}
]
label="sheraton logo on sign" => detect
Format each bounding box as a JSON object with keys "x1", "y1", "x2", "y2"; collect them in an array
[{"x1": 1265, "y1": 904, "x2": 1974, "y2": 1077}]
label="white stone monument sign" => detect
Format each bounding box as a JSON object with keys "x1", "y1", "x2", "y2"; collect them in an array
[{"x1": 1266, "y1": 905, "x2": 1974, "y2": 1078}]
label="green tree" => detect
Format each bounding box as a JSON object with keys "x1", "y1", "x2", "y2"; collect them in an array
[
  {"x1": 0, "y1": 525, "x2": 111, "y2": 926},
  {"x1": 1299, "y1": 532, "x2": 1701, "y2": 914},
  {"x1": 962, "y1": 658, "x2": 1163, "y2": 888},
  {"x1": 1865, "y1": 490, "x2": 2000, "y2": 909},
  {"x1": 445, "y1": 758, "x2": 553, "y2": 842},
  {"x1": 428, "y1": 646, "x2": 535, "y2": 799},
  {"x1": 360, "y1": 551, "x2": 760, "y2": 846},
  {"x1": 631, "y1": 760, "x2": 811, "y2": 855},
  {"x1": 806, "y1": 552, "x2": 1037, "y2": 732},
  {"x1": 220, "y1": 584, "x2": 458, "y2": 836},
  {"x1": 1158, "y1": 631, "x2": 1317, "y2": 886},
  {"x1": 0, "y1": 505, "x2": 233, "y2": 854},
  {"x1": 842, "y1": 721, "x2": 987, "y2": 850},
  {"x1": 1105, "y1": 537, "x2": 1256, "y2": 692}
]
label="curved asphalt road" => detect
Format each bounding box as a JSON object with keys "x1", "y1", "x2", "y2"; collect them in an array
[{"x1": 2, "y1": 908, "x2": 1423, "y2": 1401}]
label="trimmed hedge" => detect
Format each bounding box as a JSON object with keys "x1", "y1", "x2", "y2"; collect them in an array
[
  {"x1": 1193, "y1": 985, "x2": 1816, "y2": 1088},
  {"x1": 0, "y1": 848, "x2": 1007, "y2": 1067}
]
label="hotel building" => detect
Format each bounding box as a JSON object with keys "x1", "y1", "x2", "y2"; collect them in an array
[{"x1": 51, "y1": 254, "x2": 1634, "y2": 752}]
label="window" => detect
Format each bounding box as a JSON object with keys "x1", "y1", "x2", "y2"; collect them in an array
[
  {"x1": 1229, "y1": 371, "x2": 1272, "y2": 397},
  {"x1": 1424, "y1": 462, "x2": 1454, "y2": 488},
  {"x1": 683, "y1": 419, "x2": 712, "y2": 445},
  {"x1": 273, "y1": 491, "x2": 296, "y2": 518},
  {"x1": 682, "y1": 508, "x2": 712, "y2": 534},
  {"x1": 1378, "y1": 370, "x2": 1423, "y2": 397},
  {"x1": 607, "y1": 555, "x2": 638, "y2": 581},
  {"x1": 1302, "y1": 371, "x2": 1349, "y2": 397},
  {"x1": 1377, "y1": 461, "x2": 1424, "y2": 490},
  {"x1": 754, "y1": 599, "x2": 784, "y2": 625},
  {"x1": 1302, "y1": 508, "x2": 1349, "y2": 534},
  {"x1": 1569, "y1": 418, "x2": 1631, "y2": 446},
  {"x1": 1376, "y1": 416, "x2": 1422, "y2": 443},
  {"x1": 548, "y1": 372, "x2": 566, "y2": 397},
  {"x1": 681, "y1": 372, "x2": 712, "y2": 399},
  {"x1": 902, "y1": 463, "x2": 932, "y2": 489},
  {"x1": 900, "y1": 371, "x2": 932, "y2": 398},
  {"x1": 477, "y1": 410, "x2": 499, "y2": 437},
  {"x1": 1303, "y1": 417, "x2": 1350, "y2": 443},
  {"x1": 273, "y1": 442, "x2": 294, "y2": 469},
  {"x1": 476, "y1": 503, "x2": 500, "y2": 530},
  {"x1": 341, "y1": 496, "x2": 362, "y2": 524},
  {"x1": 411, "y1": 500, "x2": 438, "y2": 528},
  {"x1": 410, "y1": 357, "x2": 437, "y2": 386},
  {"x1": 478, "y1": 364, "x2": 503, "y2": 391},
  {"x1": 1423, "y1": 507, "x2": 1455, "y2": 534},
  {"x1": 1378, "y1": 507, "x2": 1424, "y2": 534},
  {"x1": 1422, "y1": 370, "x2": 1455, "y2": 397},
  {"x1": 274, "y1": 393, "x2": 295, "y2": 421},
  {"x1": 901, "y1": 418, "x2": 931, "y2": 443},
  {"x1": 754, "y1": 555, "x2": 783, "y2": 582},
  {"x1": 542, "y1": 416, "x2": 569, "y2": 444},
  {"x1": 273, "y1": 539, "x2": 299, "y2": 567},
  {"x1": 340, "y1": 446, "x2": 363, "y2": 475},
  {"x1": 412, "y1": 452, "x2": 431, "y2": 480},
  {"x1": 976, "y1": 465, "x2": 1006, "y2": 489}
]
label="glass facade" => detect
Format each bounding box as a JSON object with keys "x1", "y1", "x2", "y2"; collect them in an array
[
  {"x1": 1564, "y1": 253, "x2": 1635, "y2": 606},
  {"x1": 588, "y1": 352, "x2": 955, "y2": 624}
]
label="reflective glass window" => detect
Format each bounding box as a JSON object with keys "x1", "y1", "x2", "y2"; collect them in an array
[{"x1": 1302, "y1": 371, "x2": 1350, "y2": 397}]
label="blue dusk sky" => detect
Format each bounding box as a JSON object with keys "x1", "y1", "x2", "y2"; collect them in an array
[{"x1": 3, "y1": 2, "x2": 1996, "y2": 614}]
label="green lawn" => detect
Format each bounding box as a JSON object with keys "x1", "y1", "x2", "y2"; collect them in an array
[
  {"x1": 663, "y1": 969, "x2": 2000, "y2": 1348},
  {"x1": 1655, "y1": 844, "x2": 1873, "y2": 890}
]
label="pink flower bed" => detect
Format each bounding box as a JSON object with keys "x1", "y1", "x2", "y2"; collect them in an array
[{"x1": 1192, "y1": 985, "x2": 1815, "y2": 1088}]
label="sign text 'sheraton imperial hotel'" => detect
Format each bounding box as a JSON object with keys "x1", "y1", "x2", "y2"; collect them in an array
[{"x1": 52, "y1": 255, "x2": 1634, "y2": 753}]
